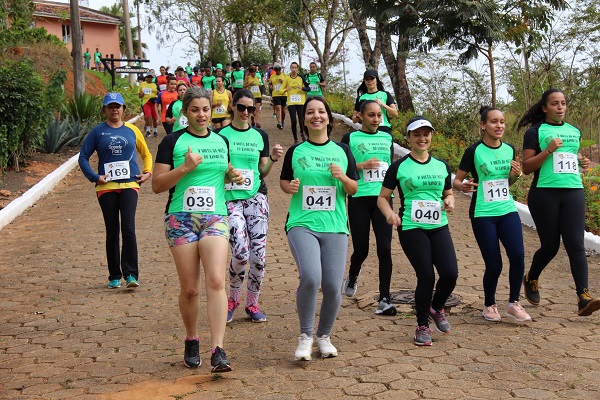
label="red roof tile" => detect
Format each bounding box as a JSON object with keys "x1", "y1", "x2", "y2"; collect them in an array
[{"x1": 33, "y1": 1, "x2": 121, "y2": 25}]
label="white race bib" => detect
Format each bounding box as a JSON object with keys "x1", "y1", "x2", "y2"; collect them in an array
[
  {"x1": 183, "y1": 186, "x2": 215, "y2": 212},
  {"x1": 553, "y1": 152, "x2": 579, "y2": 174},
  {"x1": 363, "y1": 162, "x2": 388, "y2": 183},
  {"x1": 302, "y1": 186, "x2": 335, "y2": 211},
  {"x1": 290, "y1": 94, "x2": 302, "y2": 103},
  {"x1": 309, "y1": 84, "x2": 319, "y2": 92},
  {"x1": 104, "y1": 161, "x2": 130, "y2": 181},
  {"x1": 482, "y1": 179, "x2": 509, "y2": 202},
  {"x1": 274, "y1": 84, "x2": 282, "y2": 91},
  {"x1": 235, "y1": 79, "x2": 243, "y2": 87},
  {"x1": 143, "y1": 87, "x2": 152, "y2": 95},
  {"x1": 411, "y1": 200, "x2": 441, "y2": 225},
  {"x1": 250, "y1": 85, "x2": 260, "y2": 93},
  {"x1": 215, "y1": 106, "x2": 226, "y2": 115},
  {"x1": 159, "y1": 84, "x2": 167, "y2": 91},
  {"x1": 225, "y1": 169, "x2": 253, "y2": 191},
  {"x1": 177, "y1": 115, "x2": 188, "y2": 128}
]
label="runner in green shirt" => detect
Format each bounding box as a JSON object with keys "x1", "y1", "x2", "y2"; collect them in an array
[
  {"x1": 352, "y1": 70, "x2": 398, "y2": 133},
  {"x1": 303, "y1": 61, "x2": 326, "y2": 96},
  {"x1": 454, "y1": 106, "x2": 531, "y2": 323},
  {"x1": 378, "y1": 116, "x2": 457, "y2": 346},
  {"x1": 83, "y1": 48, "x2": 91, "y2": 69}
]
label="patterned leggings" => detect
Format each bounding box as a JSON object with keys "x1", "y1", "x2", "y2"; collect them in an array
[{"x1": 227, "y1": 192, "x2": 270, "y2": 307}]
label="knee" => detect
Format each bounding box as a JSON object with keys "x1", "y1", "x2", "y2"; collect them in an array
[
  {"x1": 180, "y1": 286, "x2": 200, "y2": 300},
  {"x1": 205, "y1": 274, "x2": 225, "y2": 292},
  {"x1": 298, "y1": 275, "x2": 319, "y2": 294}
]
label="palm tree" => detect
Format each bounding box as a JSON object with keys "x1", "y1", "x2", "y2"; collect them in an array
[{"x1": 99, "y1": 3, "x2": 147, "y2": 57}]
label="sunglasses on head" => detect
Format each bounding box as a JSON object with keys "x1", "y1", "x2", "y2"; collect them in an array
[{"x1": 235, "y1": 104, "x2": 256, "y2": 113}]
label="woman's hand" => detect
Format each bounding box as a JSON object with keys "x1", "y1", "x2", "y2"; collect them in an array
[
  {"x1": 359, "y1": 157, "x2": 380, "y2": 170},
  {"x1": 329, "y1": 163, "x2": 346, "y2": 181},
  {"x1": 385, "y1": 213, "x2": 401, "y2": 227},
  {"x1": 461, "y1": 178, "x2": 478, "y2": 193},
  {"x1": 271, "y1": 143, "x2": 284, "y2": 161},
  {"x1": 97, "y1": 175, "x2": 109, "y2": 184},
  {"x1": 546, "y1": 138, "x2": 562, "y2": 153},
  {"x1": 509, "y1": 157, "x2": 522, "y2": 178},
  {"x1": 182, "y1": 146, "x2": 203, "y2": 173},
  {"x1": 579, "y1": 154, "x2": 591, "y2": 170},
  {"x1": 135, "y1": 172, "x2": 152, "y2": 184},
  {"x1": 442, "y1": 195, "x2": 455, "y2": 212},
  {"x1": 227, "y1": 165, "x2": 245, "y2": 185},
  {"x1": 287, "y1": 178, "x2": 300, "y2": 194}
]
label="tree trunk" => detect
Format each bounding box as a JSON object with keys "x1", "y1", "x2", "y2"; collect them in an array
[
  {"x1": 381, "y1": 32, "x2": 413, "y2": 112},
  {"x1": 69, "y1": 0, "x2": 85, "y2": 96},
  {"x1": 350, "y1": 10, "x2": 381, "y2": 70},
  {"x1": 487, "y1": 45, "x2": 496, "y2": 107},
  {"x1": 121, "y1": 0, "x2": 136, "y2": 85}
]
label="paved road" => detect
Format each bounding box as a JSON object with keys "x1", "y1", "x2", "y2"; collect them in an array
[{"x1": 1, "y1": 107, "x2": 599, "y2": 399}]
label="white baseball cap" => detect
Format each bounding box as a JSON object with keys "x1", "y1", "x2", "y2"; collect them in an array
[{"x1": 406, "y1": 118, "x2": 434, "y2": 133}]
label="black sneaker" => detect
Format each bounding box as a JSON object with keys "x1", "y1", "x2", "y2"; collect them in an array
[
  {"x1": 210, "y1": 346, "x2": 232, "y2": 373},
  {"x1": 578, "y1": 289, "x2": 600, "y2": 316},
  {"x1": 523, "y1": 273, "x2": 540, "y2": 305},
  {"x1": 183, "y1": 338, "x2": 201, "y2": 368},
  {"x1": 276, "y1": 122, "x2": 282, "y2": 130}
]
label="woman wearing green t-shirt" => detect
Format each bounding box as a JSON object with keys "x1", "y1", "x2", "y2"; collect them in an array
[
  {"x1": 165, "y1": 83, "x2": 189, "y2": 133},
  {"x1": 454, "y1": 107, "x2": 530, "y2": 323},
  {"x1": 280, "y1": 97, "x2": 359, "y2": 361},
  {"x1": 352, "y1": 70, "x2": 398, "y2": 134},
  {"x1": 153, "y1": 86, "x2": 244, "y2": 373},
  {"x1": 378, "y1": 116, "x2": 458, "y2": 346},
  {"x1": 519, "y1": 88, "x2": 599, "y2": 317}
]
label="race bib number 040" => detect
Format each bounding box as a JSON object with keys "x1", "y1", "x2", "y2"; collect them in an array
[
  {"x1": 104, "y1": 161, "x2": 130, "y2": 181},
  {"x1": 411, "y1": 200, "x2": 441, "y2": 224},
  {"x1": 302, "y1": 186, "x2": 335, "y2": 211},
  {"x1": 183, "y1": 186, "x2": 216, "y2": 212}
]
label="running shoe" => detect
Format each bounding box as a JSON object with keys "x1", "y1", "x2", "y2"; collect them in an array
[
  {"x1": 210, "y1": 346, "x2": 232, "y2": 373},
  {"x1": 523, "y1": 273, "x2": 540, "y2": 305},
  {"x1": 577, "y1": 289, "x2": 600, "y2": 316},
  {"x1": 153, "y1": 132, "x2": 158, "y2": 138},
  {"x1": 429, "y1": 306, "x2": 451, "y2": 333},
  {"x1": 125, "y1": 275, "x2": 139, "y2": 288},
  {"x1": 294, "y1": 333, "x2": 313, "y2": 361},
  {"x1": 482, "y1": 304, "x2": 501, "y2": 321},
  {"x1": 107, "y1": 279, "x2": 121, "y2": 289},
  {"x1": 145, "y1": 131, "x2": 151, "y2": 138},
  {"x1": 183, "y1": 338, "x2": 201, "y2": 368},
  {"x1": 277, "y1": 122, "x2": 282, "y2": 130},
  {"x1": 506, "y1": 301, "x2": 532, "y2": 322},
  {"x1": 414, "y1": 326, "x2": 432, "y2": 346},
  {"x1": 375, "y1": 297, "x2": 397, "y2": 316},
  {"x1": 227, "y1": 299, "x2": 238, "y2": 323},
  {"x1": 343, "y1": 276, "x2": 358, "y2": 297},
  {"x1": 281, "y1": 122, "x2": 285, "y2": 129},
  {"x1": 315, "y1": 335, "x2": 338, "y2": 358},
  {"x1": 245, "y1": 305, "x2": 267, "y2": 322}
]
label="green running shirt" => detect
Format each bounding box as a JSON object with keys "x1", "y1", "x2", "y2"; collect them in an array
[
  {"x1": 458, "y1": 140, "x2": 518, "y2": 218},
  {"x1": 280, "y1": 140, "x2": 359, "y2": 234},
  {"x1": 155, "y1": 129, "x2": 230, "y2": 215},
  {"x1": 354, "y1": 91, "x2": 396, "y2": 129},
  {"x1": 340, "y1": 130, "x2": 394, "y2": 197},
  {"x1": 382, "y1": 154, "x2": 452, "y2": 231}
]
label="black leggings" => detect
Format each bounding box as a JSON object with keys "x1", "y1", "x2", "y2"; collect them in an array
[
  {"x1": 348, "y1": 196, "x2": 393, "y2": 299},
  {"x1": 97, "y1": 189, "x2": 139, "y2": 281},
  {"x1": 287, "y1": 105, "x2": 304, "y2": 141},
  {"x1": 399, "y1": 226, "x2": 458, "y2": 327},
  {"x1": 527, "y1": 187, "x2": 588, "y2": 293}
]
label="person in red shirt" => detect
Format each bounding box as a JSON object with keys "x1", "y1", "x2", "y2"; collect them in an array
[
  {"x1": 156, "y1": 66, "x2": 169, "y2": 92},
  {"x1": 157, "y1": 76, "x2": 179, "y2": 135},
  {"x1": 191, "y1": 67, "x2": 203, "y2": 87}
]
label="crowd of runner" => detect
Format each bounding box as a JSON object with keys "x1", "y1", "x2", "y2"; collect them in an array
[{"x1": 79, "y1": 60, "x2": 600, "y2": 372}]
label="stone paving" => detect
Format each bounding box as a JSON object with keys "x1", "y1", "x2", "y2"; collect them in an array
[{"x1": 1, "y1": 108, "x2": 599, "y2": 399}]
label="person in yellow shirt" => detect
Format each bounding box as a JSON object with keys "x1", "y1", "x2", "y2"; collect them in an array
[
  {"x1": 212, "y1": 75, "x2": 233, "y2": 128},
  {"x1": 269, "y1": 63, "x2": 287, "y2": 131},
  {"x1": 281, "y1": 62, "x2": 306, "y2": 143},
  {"x1": 138, "y1": 73, "x2": 159, "y2": 137},
  {"x1": 244, "y1": 66, "x2": 263, "y2": 128}
]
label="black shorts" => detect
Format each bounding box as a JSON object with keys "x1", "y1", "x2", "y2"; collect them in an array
[
  {"x1": 273, "y1": 96, "x2": 287, "y2": 107},
  {"x1": 212, "y1": 117, "x2": 228, "y2": 124},
  {"x1": 255, "y1": 98, "x2": 262, "y2": 104}
]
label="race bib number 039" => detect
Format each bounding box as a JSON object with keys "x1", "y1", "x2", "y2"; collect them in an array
[
  {"x1": 411, "y1": 200, "x2": 441, "y2": 224},
  {"x1": 553, "y1": 152, "x2": 578, "y2": 174},
  {"x1": 363, "y1": 162, "x2": 388, "y2": 183},
  {"x1": 302, "y1": 186, "x2": 335, "y2": 211},
  {"x1": 183, "y1": 186, "x2": 216, "y2": 212},
  {"x1": 225, "y1": 169, "x2": 253, "y2": 191},
  {"x1": 483, "y1": 179, "x2": 509, "y2": 202},
  {"x1": 104, "y1": 161, "x2": 130, "y2": 181}
]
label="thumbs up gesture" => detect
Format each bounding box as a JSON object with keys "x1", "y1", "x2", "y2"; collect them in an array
[{"x1": 182, "y1": 146, "x2": 203, "y2": 173}]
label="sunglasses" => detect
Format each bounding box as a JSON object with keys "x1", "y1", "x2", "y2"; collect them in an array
[{"x1": 235, "y1": 104, "x2": 256, "y2": 114}]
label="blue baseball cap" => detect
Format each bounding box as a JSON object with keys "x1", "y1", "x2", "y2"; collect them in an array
[{"x1": 103, "y1": 92, "x2": 125, "y2": 106}]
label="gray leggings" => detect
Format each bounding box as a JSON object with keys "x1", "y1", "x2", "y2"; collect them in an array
[{"x1": 287, "y1": 227, "x2": 348, "y2": 337}]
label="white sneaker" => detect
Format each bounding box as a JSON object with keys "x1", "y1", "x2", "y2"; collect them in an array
[
  {"x1": 294, "y1": 333, "x2": 313, "y2": 361},
  {"x1": 315, "y1": 335, "x2": 338, "y2": 358}
]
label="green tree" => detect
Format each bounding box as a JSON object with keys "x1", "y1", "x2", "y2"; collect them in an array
[
  {"x1": 1, "y1": 0, "x2": 34, "y2": 30},
  {"x1": 99, "y1": 3, "x2": 147, "y2": 57}
]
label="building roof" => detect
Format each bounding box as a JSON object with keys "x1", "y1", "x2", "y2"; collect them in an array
[{"x1": 33, "y1": 1, "x2": 121, "y2": 25}]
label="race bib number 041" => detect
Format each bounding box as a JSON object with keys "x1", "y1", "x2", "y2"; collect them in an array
[
  {"x1": 411, "y1": 200, "x2": 441, "y2": 224},
  {"x1": 104, "y1": 161, "x2": 130, "y2": 181},
  {"x1": 183, "y1": 186, "x2": 216, "y2": 212},
  {"x1": 302, "y1": 186, "x2": 335, "y2": 211}
]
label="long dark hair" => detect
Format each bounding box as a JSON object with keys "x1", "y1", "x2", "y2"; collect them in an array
[
  {"x1": 302, "y1": 96, "x2": 333, "y2": 137},
  {"x1": 518, "y1": 88, "x2": 563, "y2": 129},
  {"x1": 356, "y1": 76, "x2": 385, "y2": 97}
]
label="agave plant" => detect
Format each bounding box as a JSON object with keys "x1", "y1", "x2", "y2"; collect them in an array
[
  {"x1": 39, "y1": 114, "x2": 80, "y2": 154},
  {"x1": 61, "y1": 93, "x2": 103, "y2": 126}
]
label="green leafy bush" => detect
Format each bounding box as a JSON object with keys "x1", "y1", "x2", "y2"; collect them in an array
[
  {"x1": 0, "y1": 58, "x2": 46, "y2": 172},
  {"x1": 0, "y1": 27, "x2": 64, "y2": 48},
  {"x1": 39, "y1": 114, "x2": 81, "y2": 154},
  {"x1": 44, "y1": 68, "x2": 67, "y2": 115},
  {"x1": 62, "y1": 93, "x2": 103, "y2": 125}
]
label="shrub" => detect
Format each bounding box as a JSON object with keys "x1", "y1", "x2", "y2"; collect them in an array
[
  {"x1": 0, "y1": 58, "x2": 46, "y2": 172},
  {"x1": 62, "y1": 93, "x2": 103, "y2": 125},
  {"x1": 39, "y1": 114, "x2": 79, "y2": 154}
]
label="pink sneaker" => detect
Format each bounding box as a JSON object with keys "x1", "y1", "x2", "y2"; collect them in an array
[
  {"x1": 482, "y1": 304, "x2": 501, "y2": 322},
  {"x1": 506, "y1": 301, "x2": 531, "y2": 322}
]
